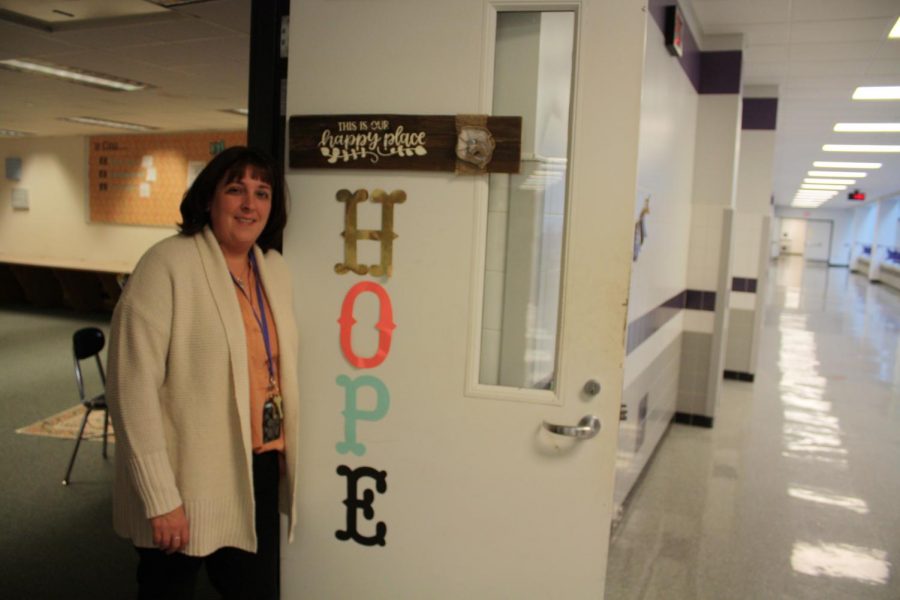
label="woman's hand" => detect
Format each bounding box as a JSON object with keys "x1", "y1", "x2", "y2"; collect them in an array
[{"x1": 150, "y1": 505, "x2": 190, "y2": 554}]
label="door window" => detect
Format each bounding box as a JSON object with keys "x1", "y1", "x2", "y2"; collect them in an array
[{"x1": 478, "y1": 11, "x2": 576, "y2": 390}]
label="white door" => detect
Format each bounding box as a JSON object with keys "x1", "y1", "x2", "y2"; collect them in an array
[
  {"x1": 779, "y1": 218, "x2": 807, "y2": 255},
  {"x1": 804, "y1": 220, "x2": 832, "y2": 262},
  {"x1": 281, "y1": 1, "x2": 645, "y2": 597}
]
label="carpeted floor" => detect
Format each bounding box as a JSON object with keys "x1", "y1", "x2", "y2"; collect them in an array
[{"x1": 0, "y1": 306, "x2": 219, "y2": 599}]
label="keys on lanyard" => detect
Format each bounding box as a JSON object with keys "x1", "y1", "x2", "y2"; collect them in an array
[{"x1": 263, "y1": 377, "x2": 283, "y2": 443}]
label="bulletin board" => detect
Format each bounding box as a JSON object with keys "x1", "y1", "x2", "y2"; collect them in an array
[{"x1": 88, "y1": 130, "x2": 246, "y2": 226}]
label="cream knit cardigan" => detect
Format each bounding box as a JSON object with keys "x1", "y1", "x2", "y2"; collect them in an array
[{"x1": 107, "y1": 226, "x2": 299, "y2": 557}]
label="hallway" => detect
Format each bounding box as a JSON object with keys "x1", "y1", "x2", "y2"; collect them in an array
[{"x1": 606, "y1": 256, "x2": 900, "y2": 599}]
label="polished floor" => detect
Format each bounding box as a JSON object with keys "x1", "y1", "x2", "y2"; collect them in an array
[{"x1": 606, "y1": 256, "x2": 900, "y2": 599}]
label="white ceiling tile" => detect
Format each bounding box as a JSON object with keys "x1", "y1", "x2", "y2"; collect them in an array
[
  {"x1": 112, "y1": 36, "x2": 249, "y2": 68},
  {"x1": 866, "y1": 59, "x2": 900, "y2": 75},
  {"x1": 791, "y1": 0, "x2": 900, "y2": 21},
  {"x1": 172, "y1": 0, "x2": 251, "y2": 35},
  {"x1": 875, "y1": 41, "x2": 900, "y2": 59},
  {"x1": 787, "y1": 60, "x2": 875, "y2": 77},
  {"x1": 744, "y1": 44, "x2": 790, "y2": 63},
  {"x1": 49, "y1": 26, "x2": 159, "y2": 49},
  {"x1": 788, "y1": 18, "x2": 893, "y2": 43},
  {"x1": 788, "y1": 41, "x2": 882, "y2": 61},
  {"x1": 137, "y1": 18, "x2": 238, "y2": 43},
  {"x1": 743, "y1": 61, "x2": 790, "y2": 76},
  {"x1": 740, "y1": 23, "x2": 792, "y2": 45},
  {"x1": 0, "y1": 0, "x2": 168, "y2": 23},
  {"x1": 691, "y1": 0, "x2": 791, "y2": 30},
  {"x1": 0, "y1": 22, "x2": 79, "y2": 57}
]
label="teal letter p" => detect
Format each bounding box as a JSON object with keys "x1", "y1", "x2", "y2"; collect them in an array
[{"x1": 336, "y1": 374, "x2": 390, "y2": 456}]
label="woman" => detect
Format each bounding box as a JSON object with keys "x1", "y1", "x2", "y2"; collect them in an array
[{"x1": 107, "y1": 146, "x2": 298, "y2": 599}]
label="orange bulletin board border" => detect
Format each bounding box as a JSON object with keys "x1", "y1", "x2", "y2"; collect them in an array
[{"x1": 89, "y1": 130, "x2": 247, "y2": 227}]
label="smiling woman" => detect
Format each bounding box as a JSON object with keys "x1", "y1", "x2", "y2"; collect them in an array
[{"x1": 105, "y1": 146, "x2": 298, "y2": 600}]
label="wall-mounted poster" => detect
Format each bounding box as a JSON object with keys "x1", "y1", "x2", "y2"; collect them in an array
[{"x1": 88, "y1": 130, "x2": 246, "y2": 226}]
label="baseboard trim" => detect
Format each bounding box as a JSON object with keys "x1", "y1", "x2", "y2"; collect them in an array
[
  {"x1": 723, "y1": 369, "x2": 755, "y2": 382},
  {"x1": 673, "y1": 412, "x2": 714, "y2": 428}
]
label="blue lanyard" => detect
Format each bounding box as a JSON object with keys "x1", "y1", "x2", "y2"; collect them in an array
[{"x1": 231, "y1": 252, "x2": 276, "y2": 386}]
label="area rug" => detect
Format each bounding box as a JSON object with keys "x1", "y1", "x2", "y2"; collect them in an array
[{"x1": 16, "y1": 404, "x2": 115, "y2": 443}]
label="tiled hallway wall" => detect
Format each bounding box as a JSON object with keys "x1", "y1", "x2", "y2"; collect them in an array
[
  {"x1": 724, "y1": 94, "x2": 777, "y2": 380},
  {"x1": 616, "y1": 5, "x2": 745, "y2": 510},
  {"x1": 870, "y1": 197, "x2": 900, "y2": 285},
  {"x1": 614, "y1": 9, "x2": 699, "y2": 511},
  {"x1": 680, "y1": 89, "x2": 741, "y2": 423},
  {"x1": 850, "y1": 203, "x2": 879, "y2": 273},
  {"x1": 616, "y1": 6, "x2": 743, "y2": 510}
]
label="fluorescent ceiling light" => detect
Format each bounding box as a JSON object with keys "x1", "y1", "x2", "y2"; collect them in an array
[
  {"x1": 795, "y1": 189, "x2": 837, "y2": 195},
  {"x1": 802, "y1": 183, "x2": 846, "y2": 190},
  {"x1": 891, "y1": 17, "x2": 900, "y2": 39},
  {"x1": 808, "y1": 171, "x2": 866, "y2": 178},
  {"x1": 60, "y1": 116, "x2": 157, "y2": 132},
  {"x1": 0, "y1": 128, "x2": 32, "y2": 137},
  {"x1": 852, "y1": 86, "x2": 900, "y2": 100},
  {"x1": 834, "y1": 122, "x2": 900, "y2": 132},
  {"x1": 813, "y1": 161, "x2": 881, "y2": 169},
  {"x1": 823, "y1": 144, "x2": 900, "y2": 153},
  {"x1": 804, "y1": 178, "x2": 855, "y2": 185},
  {"x1": 0, "y1": 59, "x2": 148, "y2": 92}
]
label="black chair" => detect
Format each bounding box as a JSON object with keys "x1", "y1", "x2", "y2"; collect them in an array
[{"x1": 62, "y1": 327, "x2": 110, "y2": 486}]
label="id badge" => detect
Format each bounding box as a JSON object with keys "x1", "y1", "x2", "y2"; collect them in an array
[{"x1": 262, "y1": 395, "x2": 282, "y2": 443}]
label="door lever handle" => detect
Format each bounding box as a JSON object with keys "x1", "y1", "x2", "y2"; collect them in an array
[{"x1": 542, "y1": 415, "x2": 601, "y2": 440}]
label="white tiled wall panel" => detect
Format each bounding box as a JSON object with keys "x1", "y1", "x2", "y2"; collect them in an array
[
  {"x1": 731, "y1": 214, "x2": 764, "y2": 277},
  {"x1": 627, "y1": 17, "x2": 697, "y2": 322},
  {"x1": 692, "y1": 94, "x2": 741, "y2": 206},
  {"x1": 683, "y1": 309, "x2": 716, "y2": 333},
  {"x1": 623, "y1": 312, "x2": 683, "y2": 389},
  {"x1": 688, "y1": 204, "x2": 728, "y2": 290},
  {"x1": 730, "y1": 290, "x2": 756, "y2": 310},
  {"x1": 735, "y1": 130, "x2": 776, "y2": 215},
  {"x1": 615, "y1": 333, "x2": 681, "y2": 513}
]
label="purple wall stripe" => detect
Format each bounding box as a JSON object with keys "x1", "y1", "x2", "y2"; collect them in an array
[
  {"x1": 742, "y1": 98, "x2": 778, "y2": 130},
  {"x1": 648, "y1": 0, "x2": 668, "y2": 30},
  {"x1": 699, "y1": 51, "x2": 742, "y2": 94},
  {"x1": 647, "y1": 1, "x2": 741, "y2": 95},
  {"x1": 731, "y1": 277, "x2": 758, "y2": 293},
  {"x1": 626, "y1": 289, "x2": 717, "y2": 355},
  {"x1": 685, "y1": 289, "x2": 717, "y2": 311}
]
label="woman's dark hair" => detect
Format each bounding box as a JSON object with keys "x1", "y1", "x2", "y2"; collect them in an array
[{"x1": 178, "y1": 145, "x2": 288, "y2": 251}]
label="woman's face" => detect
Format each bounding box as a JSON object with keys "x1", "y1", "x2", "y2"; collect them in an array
[{"x1": 209, "y1": 167, "x2": 272, "y2": 257}]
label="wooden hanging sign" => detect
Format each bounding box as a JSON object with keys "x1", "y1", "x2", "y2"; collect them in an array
[{"x1": 289, "y1": 114, "x2": 521, "y2": 174}]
